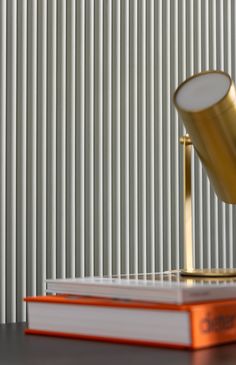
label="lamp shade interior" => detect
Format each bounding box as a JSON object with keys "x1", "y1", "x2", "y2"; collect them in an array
[{"x1": 175, "y1": 72, "x2": 231, "y2": 111}]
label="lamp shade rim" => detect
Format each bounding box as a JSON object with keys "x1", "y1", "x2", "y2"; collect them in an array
[{"x1": 173, "y1": 70, "x2": 232, "y2": 114}]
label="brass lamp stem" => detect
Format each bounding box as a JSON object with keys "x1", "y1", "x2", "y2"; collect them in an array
[
  {"x1": 180, "y1": 134, "x2": 236, "y2": 277},
  {"x1": 180, "y1": 135, "x2": 193, "y2": 272}
]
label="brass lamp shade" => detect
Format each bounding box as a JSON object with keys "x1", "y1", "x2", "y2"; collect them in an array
[{"x1": 174, "y1": 70, "x2": 236, "y2": 204}]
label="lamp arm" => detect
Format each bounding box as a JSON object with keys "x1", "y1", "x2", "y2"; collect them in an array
[{"x1": 180, "y1": 135, "x2": 193, "y2": 272}]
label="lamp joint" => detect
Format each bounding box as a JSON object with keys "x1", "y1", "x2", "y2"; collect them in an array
[{"x1": 180, "y1": 134, "x2": 192, "y2": 145}]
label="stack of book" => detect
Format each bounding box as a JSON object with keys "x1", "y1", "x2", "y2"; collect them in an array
[{"x1": 25, "y1": 272, "x2": 236, "y2": 350}]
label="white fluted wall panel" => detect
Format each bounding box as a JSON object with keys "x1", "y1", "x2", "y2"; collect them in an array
[{"x1": 1, "y1": 0, "x2": 236, "y2": 323}]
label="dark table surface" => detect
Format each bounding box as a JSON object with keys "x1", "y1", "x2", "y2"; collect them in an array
[{"x1": 1, "y1": 323, "x2": 236, "y2": 365}]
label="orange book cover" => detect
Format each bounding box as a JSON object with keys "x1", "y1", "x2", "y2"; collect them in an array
[{"x1": 25, "y1": 295, "x2": 236, "y2": 350}]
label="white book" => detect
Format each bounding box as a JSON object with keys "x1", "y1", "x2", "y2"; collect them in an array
[{"x1": 46, "y1": 271, "x2": 236, "y2": 304}]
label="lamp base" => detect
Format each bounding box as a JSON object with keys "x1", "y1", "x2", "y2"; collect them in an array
[{"x1": 180, "y1": 268, "x2": 236, "y2": 277}]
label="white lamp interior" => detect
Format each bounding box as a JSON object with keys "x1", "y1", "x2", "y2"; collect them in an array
[{"x1": 175, "y1": 73, "x2": 230, "y2": 111}]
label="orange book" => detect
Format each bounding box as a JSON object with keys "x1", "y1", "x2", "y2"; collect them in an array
[{"x1": 25, "y1": 295, "x2": 236, "y2": 350}]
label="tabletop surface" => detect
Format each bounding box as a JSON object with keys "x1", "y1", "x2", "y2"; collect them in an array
[{"x1": 1, "y1": 323, "x2": 236, "y2": 365}]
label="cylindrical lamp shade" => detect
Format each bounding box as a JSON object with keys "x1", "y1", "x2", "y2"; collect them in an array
[{"x1": 174, "y1": 70, "x2": 236, "y2": 204}]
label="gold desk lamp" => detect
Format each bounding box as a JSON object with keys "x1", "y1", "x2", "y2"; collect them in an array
[{"x1": 174, "y1": 70, "x2": 236, "y2": 277}]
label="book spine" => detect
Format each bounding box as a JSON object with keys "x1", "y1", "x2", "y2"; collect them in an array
[{"x1": 191, "y1": 303, "x2": 236, "y2": 349}]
